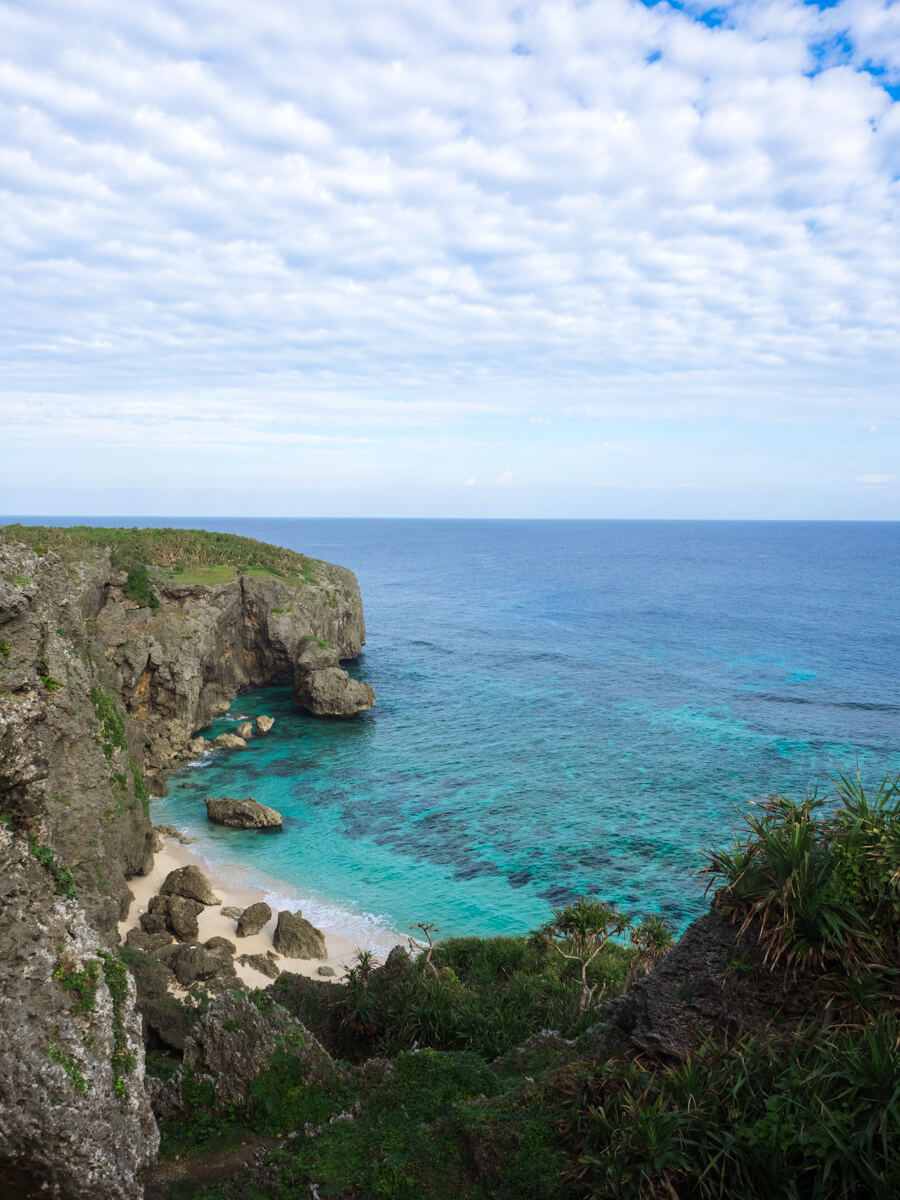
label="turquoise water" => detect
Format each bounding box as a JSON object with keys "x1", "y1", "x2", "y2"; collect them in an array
[{"x1": 140, "y1": 519, "x2": 900, "y2": 947}]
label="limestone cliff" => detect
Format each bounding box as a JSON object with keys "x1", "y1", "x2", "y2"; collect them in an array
[{"x1": 0, "y1": 527, "x2": 374, "y2": 1199}]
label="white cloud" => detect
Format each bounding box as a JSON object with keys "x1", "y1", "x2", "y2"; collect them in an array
[
  {"x1": 0, "y1": 0, "x2": 898, "y2": 513},
  {"x1": 464, "y1": 475, "x2": 476, "y2": 486},
  {"x1": 496, "y1": 469, "x2": 514, "y2": 485},
  {"x1": 857, "y1": 474, "x2": 894, "y2": 485}
]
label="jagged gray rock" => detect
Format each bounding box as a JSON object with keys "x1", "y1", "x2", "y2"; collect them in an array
[
  {"x1": 273, "y1": 909, "x2": 327, "y2": 959},
  {"x1": 159, "y1": 864, "x2": 221, "y2": 906},
  {"x1": 0, "y1": 825, "x2": 157, "y2": 1200},
  {"x1": 149, "y1": 991, "x2": 343, "y2": 1124},
  {"x1": 145, "y1": 893, "x2": 204, "y2": 940},
  {"x1": 237, "y1": 952, "x2": 281, "y2": 979},
  {"x1": 236, "y1": 900, "x2": 273, "y2": 936},
  {"x1": 205, "y1": 796, "x2": 283, "y2": 829}
]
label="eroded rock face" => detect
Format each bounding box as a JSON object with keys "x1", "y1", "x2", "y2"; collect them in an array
[
  {"x1": 159, "y1": 865, "x2": 220, "y2": 906},
  {"x1": 606, "y1": 908, "x2": 825, "y2": 1059},
  {"x1": 149, "y1": 991, "x2": 342, "y2": 1124},
  {"x1": 292, "y1": 640, "x2": 375, "y2": 717},
  {"x1": 144, "y1": 893, "x2": 204, "y2": 941},
  {"x1": 236, "y1": 901, "x2": 272, "y2": 937},
  {"x1": 0, "y1": 825, "x2": 158, "y2": 1200},
  {"x1": 205, "y1": 796, "x2": 283, "y2": 829},
  {"x1": 273, "y1": 910, "x2": 327, "y2": 959}
]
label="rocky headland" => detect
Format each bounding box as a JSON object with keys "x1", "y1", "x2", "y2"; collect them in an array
[{"x1": 0, "y1": 526, "x2": 374, "y2": 1198}]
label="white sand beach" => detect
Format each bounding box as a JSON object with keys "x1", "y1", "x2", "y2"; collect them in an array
[{"x1": 119, "y1": 834, "x2": 367, "y2": 991}]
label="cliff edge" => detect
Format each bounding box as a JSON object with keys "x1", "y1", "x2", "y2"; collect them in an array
[{"x1": 0, "y1": 526, "x2": 374, "y2": 1198}]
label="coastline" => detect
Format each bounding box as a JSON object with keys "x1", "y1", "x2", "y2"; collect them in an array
[{"x1": 119, "y1": 832, "x2": 401, "y2": 990}]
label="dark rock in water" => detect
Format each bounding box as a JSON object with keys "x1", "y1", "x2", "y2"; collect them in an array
[
  {"x1": 292, "y1": 640, "x2": 375, "y2": 717},
  {"x1": 205, "y1": 795, "x2": 283, "y2": 829},
  {"x1": 237, "y1": 901, "x2": 272, "y2": 937},
  {"x1": 238, "y1": 952, "x2": 281, "y2": 979},
  {"x1": 146, "y1": 893, "x2": 204, "y2": 941},
  {"x1": 160, "y1": 864, "x2": 220, "y2": 906},
  {"x1": 273, "y1": 909, "x2": 327, "y2": 959}
]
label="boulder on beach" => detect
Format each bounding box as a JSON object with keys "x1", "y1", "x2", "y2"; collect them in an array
[
  {"x1": 144, "y1": 893, "x2": 204, "y2": 941},
  {"x1": 221, "y1": 905, "x2": 243, "y2": 921},
  {"x1": 273, "y1": 909, "x2": 327, "y2": 959},
  {"x1": 214, "y1": 733, "x2": 247, "y2": 750},
  {"x1": 160, "y1": 864, "x2": 221, "y2": 906},
  {"x1": 236, "y1": 721, "x2": 253, "y2": 740},
  {"x1": 205, "y1": 796, "x2": 283, "y2": 830},
  {"x1": 236, "y1": 901, "x2": 272, "y2": 937},
  {"x1": 256, "y1": 714, "x2": 275, "y2": 734}
]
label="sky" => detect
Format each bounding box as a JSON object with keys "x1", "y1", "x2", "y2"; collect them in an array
[{"x1": 1, "y1": 0, "x2": 899, "y2": 519}]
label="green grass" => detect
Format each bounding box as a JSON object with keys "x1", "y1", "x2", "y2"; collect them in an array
[
  {"x1": 169, "y1": 565, "x2": 239, "y2": 586},
  {"x1": 0, "y1": 524, "x2": 318, "y2": 582}
]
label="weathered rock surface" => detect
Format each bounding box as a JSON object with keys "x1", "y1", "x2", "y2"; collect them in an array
[
  {"x1": 0, "y1": 824, "x2": 157, "y2": 1200},
  {"x1": 159, "y1": 864, "x2": 220, "y2": 906},
  {"x1": 273, "y1": 909, "x2": 327, "y2": 959},
  {"x1": 236, "y1": 721, "x2": 253, "y2": 739},
  {"x1": 213, "y1": 732, "x2": 246, "y2": 750},
  {"x1": 606, "y1": 908, "x2": 821, "y2": 1059},
  {"x1": 292, "y1": 640, "x2": 375, "y2": 717},
  {"x1": 205, "y1": 796, "x2": 283, "y2": 829},
  {"x1": 237, "y1": 951, "x2": 281, "y2": 979},
  {"x1": 256, "y1": 714, "x2": 275, "y2": 734},
  {"x1": 236, "y1": 900, "x2": 273, "y2": 936},
  {"x1": 144, "y1": 893, "x2": 204, "y2": 941},
  {"x1": 148, "y1": 991, "x2": 342, "y2": 1124},
  {"x1": 221, "y1": 905, "x2": 243, "y2": 920},
  {"x1": 0, "y1": 528, "x2": 372, "y2": 1195}
]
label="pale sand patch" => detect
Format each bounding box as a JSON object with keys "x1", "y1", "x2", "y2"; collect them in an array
[{"x1": 118, "y1": 835, "x2": 362, "y2": 990}]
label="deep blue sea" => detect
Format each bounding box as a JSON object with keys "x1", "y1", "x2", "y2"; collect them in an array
[{"x1": 10, "y1": 518, "x2": 900, "y2": 948}]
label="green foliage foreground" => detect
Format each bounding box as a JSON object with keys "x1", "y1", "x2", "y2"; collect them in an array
[{"x1": 150, "y1": 778, "x2": 899, "y2": 1200}]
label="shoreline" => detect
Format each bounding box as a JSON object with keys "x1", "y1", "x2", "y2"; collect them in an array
[{"x1": 119, "y1": 831, "x2": 403, "y2": 990}]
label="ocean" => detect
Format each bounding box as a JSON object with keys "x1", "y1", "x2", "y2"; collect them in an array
[{"x1": 12, "y1": 517, "x2": 900, "y2": 949}]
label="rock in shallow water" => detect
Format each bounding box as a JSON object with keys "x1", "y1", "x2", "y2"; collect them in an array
[
  {"x1": 256, "y1": 714, "x2": 275, "y2": 734},
  {"x1": 273, "y1": 909, "x2": 327, "y2": 959},
  {"x1": 214, "y1": 733, "x2": 247, "y2": 750},
  {"x1": 205, "y1": 796, "x2": 283, "y2": 829}
]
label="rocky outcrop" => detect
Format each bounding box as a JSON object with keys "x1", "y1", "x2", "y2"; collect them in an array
[
  {"x1": 159, "y1": 865, "x2": 220, "y2": 906},
  {"x1": 606, "y1": 908, "x2": 825, "y2": 1059},
  {"x1": 0, "y1": 824, "x2": 157, "y2": 1199},
  {"x1": 236, "y1": 901, "x2": 272, "y2": 937},
  {"x1": 142, "y1": 894, "x2": 204, "y2": 941},
  {"x1": 237, "y1": 952, "x2": 281, "y2": 979},
  {"x1": 256, "y1": 714, "x2": 274, "y2": 734},
  {"x1": 149, "y1": 991, "x2": 342, "y2": 1124},
  {"x1": 273, "y1": 910, "x2": 327, "y2": 959},
  {"x1": 292, "y1": 640, "x2": 376, "y2": 717},
  {"x1": 0, "y1": 528, "x2": 375, "y2": 1198},
  {"x1": 205, "y1": 796, "x2": 283, "y2": 829}
]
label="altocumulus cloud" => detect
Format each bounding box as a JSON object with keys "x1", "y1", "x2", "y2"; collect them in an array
[{"x1": 0, "y1": 0, "x2": 899, "y2": 511}]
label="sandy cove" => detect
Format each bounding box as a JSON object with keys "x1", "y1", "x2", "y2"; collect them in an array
[{"x1": 118, "y1": 834, "x2": 366, "y2": 991}]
